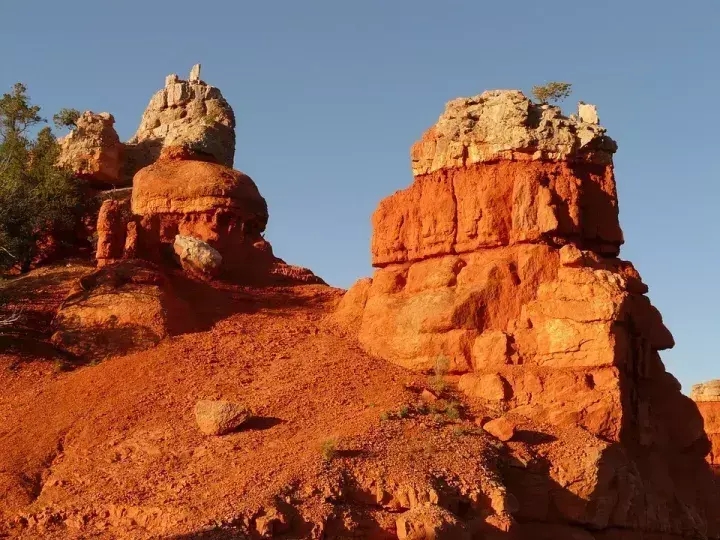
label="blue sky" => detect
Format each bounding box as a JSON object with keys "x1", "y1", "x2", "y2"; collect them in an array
[{"x1": 2, "y1": 1, "x2": 718, "y2": 392}]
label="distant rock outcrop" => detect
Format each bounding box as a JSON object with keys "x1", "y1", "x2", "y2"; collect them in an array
[
  {"x1": 57, "y1": 112, "x2": 123, "y2": 188},
  {"x1": 693, "y1": 380, "x2": 720, "y2": 469},
  {"x1": 338, "y1": 90, "x2": 720, "y2": 538}
]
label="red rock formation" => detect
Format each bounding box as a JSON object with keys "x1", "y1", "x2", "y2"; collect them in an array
[
  {"x1": 338, "y1": 90, "x2": 720, "y2": 538},
  {"x1": 96, "y1": 153, "x2": 321, "y2": 284},
  {"x1": 693, "y1": 380, "x2": 720, "y2": 469}
]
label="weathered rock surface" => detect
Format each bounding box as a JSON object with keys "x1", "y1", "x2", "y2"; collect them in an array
[
  {"x1": 395, "y1": 504, "x2": 469, "y2": 539},
  {"x1": 410, "y1": 90, "x2": 616, "y2": 177},
  {"x1": 97, "y1": 147, "x2": 322, "y2": 284},
  {"x1": 51, "y1": 260, "x2": 191, "y2": 359},
  {"x1": 482, "y1": 416, "x2": 516, "y2": 442},
  {"x1": 57, "y1": 112, "x2": 124, "y2": 188},
  {"x1": 123, "y1": 65, "x2": 235, "y2": 181},
  {"x1": 194, "y1": 400, "x2": 250, "y2": 436},
  {"x1": 693, "y1": 380, "x2": 720, "y2": 469},
  {"x1": 173, "y1": 235, "x2": 222, "y2": 278},
  {"x1": 338, "y1": 90, "x2": 720, "y2": 539}
]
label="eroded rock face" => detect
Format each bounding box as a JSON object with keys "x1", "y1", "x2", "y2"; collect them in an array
[
  {"x1": 123, "y1": 67, "x2": 235, "y2": 181},
  {"x1": 693, "y1": 380, "x2": 720, "y2": 469},
  {"x1": 338, "y1": 90, "x2": 719, "y2": 538},
  {"x1": 51, "y1": 260, "x2": 192, "y2": 359},
  {"x1": 57, "y1": 112, "x2": 124, "y2": 188},
  {"x1": 410, "y1": 90, "x2": 616, "y2": 177},
  {"x1": 96, "y1": 153, "x2": 322, "y2": 285}
]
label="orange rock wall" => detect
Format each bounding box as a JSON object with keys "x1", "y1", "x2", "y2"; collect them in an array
[
  {"x1": 338, "y1": 90, "x2": 720, "y2": 537},
  {"x1": 696, "y1": 400, "x2": 720, "y2": 468},
  {"x1": 372, "y1": 161, "x2": 623, "y2": 266}
]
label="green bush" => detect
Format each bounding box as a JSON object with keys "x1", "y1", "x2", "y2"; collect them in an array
[
  {"x1": 52, "y1": 108, "x2": 81, "y2": 131},
  {"x1": 531, "y1": 82, "x2": 572, "y2": 105},
  {"x1": 0, "y1": 83, "x2": 81, "y2": 271}
]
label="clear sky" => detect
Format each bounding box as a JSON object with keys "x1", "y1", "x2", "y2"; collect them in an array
[{"x1": 2, "y1": 1, "x2": 718, "y2": 393}]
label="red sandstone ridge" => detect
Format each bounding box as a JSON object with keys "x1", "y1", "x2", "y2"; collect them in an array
[
  {"x1": 693, "y1": 380, "x2": 720, "y2": 469},
  {"x1": 337, "y1": 90, "x2": 720, "y2": 538}
]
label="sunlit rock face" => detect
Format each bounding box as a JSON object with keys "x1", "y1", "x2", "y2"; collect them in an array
[{"x1": 337, "y1": 90, "x2": 720, "y2": 538}]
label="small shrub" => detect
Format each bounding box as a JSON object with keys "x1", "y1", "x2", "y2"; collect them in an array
[
  {"x1": 444, "y1": 401, "x2": 461, "y2": 421},
  {"x1": 52, "y1": 107, "x2": 81, "y2": 131},
  {"x1": 397, "y1": 405, "x2": 410, "y2": 419},
  {"x1": 531, "y1": 82, "x2": 572, "y2": 105},
  {"x1": 53, "y1": 359, "x2": 70, "y2": 373},
  {"x1": 380, "y1": 411, "x2": 392, "y2": 422},
  {"x1": 431, "y1": 356, "x2": 450, "y2": 394},
  {"x1": 319, "y1": 437, "x2": 338, "y2": 462}
]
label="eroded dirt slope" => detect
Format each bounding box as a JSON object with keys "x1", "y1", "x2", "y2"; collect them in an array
[{"x1": 0, "y1": 265, "x2": 521, "y2": 539}]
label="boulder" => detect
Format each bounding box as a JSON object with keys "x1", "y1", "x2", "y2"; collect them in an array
[
  {"x1": 57, "y1": 112, "x2": 124, "y2": 188},
  {"x1": 482, "y1": 416, "x2": 516, "y2": 442},
  {"x1": 173, "y1": 235, "x2": 222, "y2": 278},
  {"x1": 95, "y1": 198, "x2": 132, "y2": 264},
  {"x1": 395, "y1": 504, "x2": 469, "y2": 540},
  {"x1": 194, "y1": 400, "x2": 250, "y2": 436}
]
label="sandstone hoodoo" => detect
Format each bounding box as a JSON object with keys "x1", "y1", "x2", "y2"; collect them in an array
[
  {"x1": 57, "y1": 111, "x2": 123, "y2": 188},
  {"x1": 123, "y1": 64, "x2": 236, "y2": 181},
  {"x1": 83, "y1": 65, "x2": 322, "y2": 285},
  {"x1": 693, "y1": 380, "x2": 720, "y2": 469},
  {"x1": 338, "y1": 89, "x2": 719, "y2": 538},
  {"x1": 57, "y1": 64, "x2": 236, "y2": 186}
]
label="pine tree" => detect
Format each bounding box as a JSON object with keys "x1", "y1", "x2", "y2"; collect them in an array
[{"x1": 0, "y1": 84, "x2": 81, "y2": 271}]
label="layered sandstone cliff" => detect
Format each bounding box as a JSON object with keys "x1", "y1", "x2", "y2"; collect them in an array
[{"x1": 338, "y1": 90, "x2": 719, "y2": 538}]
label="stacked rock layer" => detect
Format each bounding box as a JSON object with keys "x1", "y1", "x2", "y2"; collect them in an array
[{"x1": 338, "y1": 90, "x2": 719, "y2": 537}]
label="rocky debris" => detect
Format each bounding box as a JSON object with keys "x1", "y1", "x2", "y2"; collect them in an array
[
  {"x1": 338, "y1": 89, "x2": 720, "y2": 538},
  {"x1": 123, "y1": 67, "x2": 235, "y2": 181},
  {"x1": 410, "y1": 90, "x2": 616, "y2": 177},
  {"x1": 482, "y1": 416, "x2": 516, "y2": 442},
  {"x1": 57, "y1": 112, "x2": 124, "y2": 188},
  {"x1": 692, "y1": 380, "x2": 720, "y2": 469},
  {"x1": 194, "y1": 400, "x2": 251, "y2": 436},
  {"x1": 253, "y1": 505, "x2": 290, "y2": 537},
  {"x1": 173, "y1": 235, "x2": 222, "y2": 279},
  {"x1": 395, "y1": 504, "x2": 470, "y2": 540},
  {"x1": 51, "y1": 260, "x2": 192, "y2": 360}
]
